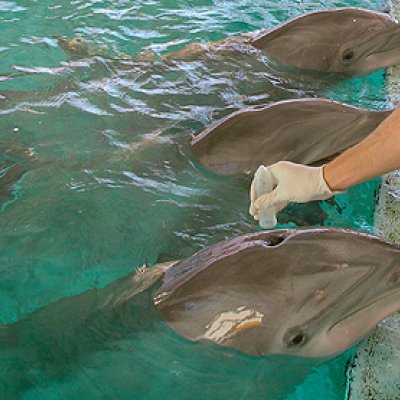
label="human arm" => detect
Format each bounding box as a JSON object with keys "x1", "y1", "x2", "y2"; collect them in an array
[
  {"x1": 250, "y1": 107, "x2": 400, "y2": 217},
  {"x1": 324, "y1": 107, "x2": 400, "y2": 191}
]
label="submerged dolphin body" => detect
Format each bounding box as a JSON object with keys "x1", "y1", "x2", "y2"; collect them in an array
[
  {"x1": 53, "y1": 9, "x2": 400, "y2": 75},
  {"x1": 164, "y1": 8, "x2": 400, "y2": 75},
  {"x1": 0, "y1": 163, "x2": 27, "y2": 208},
  {"x1": 0, "y1": 142, "x2": 36, "y2": 209},
  {"x1": 1, "y1": 228, "x2": 400, "y2": 397},
  {"x1": 191, "y1": 98, "x2": 392, "y2": 175}
]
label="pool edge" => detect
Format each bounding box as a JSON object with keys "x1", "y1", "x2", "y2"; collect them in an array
[{"x1": 346, "y1": 1, "x2": 400, "y2": 398}]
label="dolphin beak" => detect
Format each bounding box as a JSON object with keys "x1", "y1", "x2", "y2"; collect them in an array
[
  {"x1": 327, "y1": 288, "x2": 400, "y2": 352},
  {"x1": 356, "y1": 26, "x2": 400, "y2": 71}
]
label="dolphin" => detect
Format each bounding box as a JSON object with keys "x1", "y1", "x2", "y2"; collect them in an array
[
  {"x1": 163, "y1": 8, "x2": 400, "y2": 75},
  {"x1": 155, "y1": 228, "x2": 400, "y2": 357},
  {"x1": 190, "y1": 98, "x2": 392, "y2": 175},
  {"x1": 251, "y1": 7, "x2": 400, "y2": 74},
  {"x1": 52, "y1": 9, "x2": 400, "y2": 75},
  {"x1": 154, "y1": 228, "x2": 400, "y2": 357},
  {"x1": 0, "y1": 227, "x2": 399, "y2": 398}
]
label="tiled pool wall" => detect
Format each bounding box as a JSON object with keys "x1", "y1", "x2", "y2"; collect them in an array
[{"x1": 347, "y1": 1, "x2": 400, "y2": 397}]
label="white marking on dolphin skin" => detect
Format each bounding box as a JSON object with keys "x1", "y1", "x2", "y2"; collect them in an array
[{"x1": 198, "y1": 307, "x2": 263, "y2": 343}]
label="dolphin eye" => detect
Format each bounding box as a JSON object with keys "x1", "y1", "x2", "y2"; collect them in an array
[
  {"x1": 341, "y1": 49, "x2": 354, "y2": 64},
  {"x1": 285, "y1": 329, "x2": 307, "y2": 347},
  {"x1": 289, "y1": 333, "x2": 306, "y2": 346}
]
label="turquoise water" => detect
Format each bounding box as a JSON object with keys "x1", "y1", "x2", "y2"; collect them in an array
[{"x1": 0, "y1": 0, "x2": 390, "y2": 398}]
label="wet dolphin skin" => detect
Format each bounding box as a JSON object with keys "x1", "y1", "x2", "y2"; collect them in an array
[
  {"x1": 191, "y1": 98, "x2": 391, "y2": 175},
  {"x1": 156, "y1": 228, "x2": 400, "y2": 358}
]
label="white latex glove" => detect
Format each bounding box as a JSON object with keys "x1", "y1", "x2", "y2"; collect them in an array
[
  {"x1": 249, "y1": 166, "x2": 288, "y2": 228},
  {"x1": 250, "y1": 161, "x2": 340, "y2": 223}
]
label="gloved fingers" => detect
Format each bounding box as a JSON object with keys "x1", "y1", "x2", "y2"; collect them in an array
[
  {"x1": 251, "y1": 208, "x2": 259, "y2": 219},
  {"x1": 250, "y1": 177, "x2": 256, "y2": 202},
  {"x1": 249, "y1": 202, "x2": 258, "y2": 217},
  {"x1": 253, "y1": 201, "x2": 287, "y2": 222},
  {"x1": 254, "y1": 187, "x2": 282, "y2": 210},
  {"x1": 249, "y1": 179, "x2": 258, "y2": 216}
]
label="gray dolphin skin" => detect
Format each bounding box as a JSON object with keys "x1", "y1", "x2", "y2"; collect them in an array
[
  {"x1": 1, "y1": 228, "x2": 399, "y2": 397},
  {"x1": 155, "y1": 228, "x2": 400, "y2": 358},
  {"x1": 251, "y1": 8, "x2": 400, "y2": 74},
  {"x1": 190, "y1": 98, "x2": 392, "y2": 175},
  {"x1": 162, "y1": 8, "x2": 400, "y2": 74}
]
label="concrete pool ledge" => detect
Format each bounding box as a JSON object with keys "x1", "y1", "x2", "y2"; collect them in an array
[
  {"x1": 347, "y1": 2, "x2": 400, "y2": 397},
  {"x1": 347, "y1": 175, "x2": 400, "y2": 399}
]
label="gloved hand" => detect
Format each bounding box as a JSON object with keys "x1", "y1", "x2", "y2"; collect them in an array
[
  {"x1": 249, "y1": 161, "x2": 342, "y2": 221},
  {"x1": 249, "y1": 166, "x2": 288, "y2": 227}
]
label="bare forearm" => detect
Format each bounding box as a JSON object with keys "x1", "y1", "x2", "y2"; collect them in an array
[{"x1": 324, "y1": 108, "x2": 400, "y2": 192}]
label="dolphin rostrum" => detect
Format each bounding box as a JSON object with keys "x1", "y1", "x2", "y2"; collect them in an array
[
  {"x1": 163, "y1": 8, "x2": 400, "y2": 75},
  {"x1": 1, "y1": 227, "x2": 400, "y2": 399},
  {"x1": 190, "y1": 98, "x2": 392, "y2": 175}
]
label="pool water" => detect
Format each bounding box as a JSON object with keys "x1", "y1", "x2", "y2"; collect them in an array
[{"x1": 0, "y1": 0, "x2": 390, "y2": 398}]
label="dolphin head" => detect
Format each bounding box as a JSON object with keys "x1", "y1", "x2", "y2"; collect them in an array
[
  {"x1": 190, "y1": 98, "x2": 391, "y2": 175},
  {"x1": 154, "y1": 228, "x2": 400, "y2": 358},
  {"x1": 252, "y1": 8, "x2": 400, "y2": 74}
]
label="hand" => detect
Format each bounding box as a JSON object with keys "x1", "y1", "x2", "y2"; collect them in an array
[
  {"x1": 249, "y1": 161, "x2": 339, "y2": 219},
  {"x1": 249, "y1": 166, "x2": 288, "y2": 223}
]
